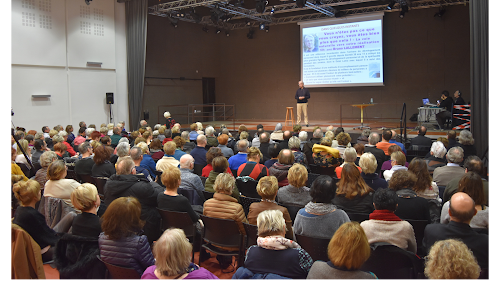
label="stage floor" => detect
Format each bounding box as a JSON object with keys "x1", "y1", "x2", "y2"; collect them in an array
[{"x1": 177, "y1": 119, "x2": 452, "y2": 140}]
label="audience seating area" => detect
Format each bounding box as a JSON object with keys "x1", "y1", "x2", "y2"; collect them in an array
[{"x1": 11, "y1": 122, "x2": 488, "y2": 279}]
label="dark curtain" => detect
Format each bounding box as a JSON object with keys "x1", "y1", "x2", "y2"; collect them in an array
[
  {"x1": 469, "y1": 0, "x2": 488, "y2": 165},
  {"x1": 125, "y1": 0, "x2": 148, "y2": 131}
]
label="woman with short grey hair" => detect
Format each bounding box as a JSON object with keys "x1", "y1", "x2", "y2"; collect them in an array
[
  {"x1": 115, "y1": 142, "x2": 130, "y2": 164},
  {"x1": 288, "y1": 136, "x2": 307, "y2": 167},
  {"x1": 35, "y1": 151, "x2": 58, "y2": 189},
  {"x1": 458, "y1": 130, "x2": 477, "y2": 160}
]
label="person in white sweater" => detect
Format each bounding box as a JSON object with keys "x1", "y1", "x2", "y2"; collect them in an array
[{"x1": 360, "y1": 188, "x2": 417, "y2": 254}]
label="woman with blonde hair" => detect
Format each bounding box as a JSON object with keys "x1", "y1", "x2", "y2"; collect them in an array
[
  {"x1": 70, "y1": 183, "x2": 102, "y2": 238},
  {"x1": 334, "y1": 163, "x2": 374, "y2": 214},
  {"x1": 163, "y1": 111, "x2": 176, "y2": 129},
  {"x1": 44, "y1": 160, "x2": 81, "y2": 205},
  {"x1": 141, "y1": 228, "x2": 217, "y2": 279},
  {"x1": 237, "y1": 147, "x2": 269, "y2": 181},
  {"x1": 359, "y1": 152, "x2": 388, "y2": 191},
  {"x1": 307, "y1": 222, "x2": 376, "y2": 279},
  {"x1": 15, "y1": 139, "x2": 32, "y2": 167},
  {"x1": 424, "y1": 239, "x2": 480, "y2": 279},
  {"x1": 277, "y1": 163, "x2": 312, "y2": 207},
  {"x1": 383, "y1": 151, "x2": 408, "y2": 181},
  {"x1": 248, "y1": 176, "x2": 294, "y2": 240}
]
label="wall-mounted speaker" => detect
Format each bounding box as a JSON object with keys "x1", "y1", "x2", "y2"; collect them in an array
[{"x1": 106, "y1": 92, "x2": 114, "y2": 104}]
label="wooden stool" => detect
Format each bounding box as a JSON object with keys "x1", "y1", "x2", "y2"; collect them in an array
[{"x1": 285, "y1": 107, "x2": 294, "y2": 130}]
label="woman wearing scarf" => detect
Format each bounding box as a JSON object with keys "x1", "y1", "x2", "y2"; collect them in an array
[
  {"x1": 239, "y1": 209, "x2": 313, "y2": 279},
  {"x1": 293, "y1": 175, "x2": 350, "y2": 240},
  {"x1": 360, "y1": 188, "x2": 417, "y2": 254}
]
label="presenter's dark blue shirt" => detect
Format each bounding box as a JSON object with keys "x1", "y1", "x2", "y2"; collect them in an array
[{"x1": 295, "y1": 88, "x2": 310, "y2": 103}]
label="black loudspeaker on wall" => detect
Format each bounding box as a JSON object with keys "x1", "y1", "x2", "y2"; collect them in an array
[{"x1": 106, "y1": 92, "x2": 114, "y2": 104}]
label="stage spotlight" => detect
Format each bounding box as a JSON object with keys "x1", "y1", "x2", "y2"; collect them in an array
[
  {"x1": 399, "y1": 3, "x2": 408, "y2": 18},
  {"x1": 265, "y1": 25, "x2": 270, "y2": 32},
  {"x1": 256, "y1": 0, "x2": 268, "y2": 14},
  {"x1": 434, "y1": 7, "x2": 445, "y2": 17},
  {"x1": 202, "y1": 25, "x2": 209, "y2": 33},
  {"x1": 259, "y1": 23, "x2": 265, "y2": 30},
  {"x1": 386, "y1": 0, "x2": 395, "y2": 10},
  {"x1": 216, "y1": 28, "x2": 221, "y2": 34},
  {"x1": 176, "y1": 11, "x2": 185, "y2": 18},
  {"x1": 296, "y1": 0, "x2": 306, "y2": 8},
  {"x1": 226, "y1": 30, "x2": 230, "y2": 36},
  {"x1": 247, "y1": 28, "x2": 254, "y2": 39}
]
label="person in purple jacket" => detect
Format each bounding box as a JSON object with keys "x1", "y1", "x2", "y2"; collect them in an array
[{"x1": 141, "y1": 228, "x2": 218, "y2": 279}]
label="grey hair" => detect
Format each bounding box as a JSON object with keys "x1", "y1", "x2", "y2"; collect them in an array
[
  {"x1": 85, "y1": 127, "x2": 95, "y2": 136},
  {"x1": 119, "y1": 137, "x2": 129, "y2": 144},
  {"x1": 458, "y1": 130, "x2": 474, "y2": 145},
  {"x1": 40, "y1": 151, "x2": 58, "y2": 168},
  {"x1": 237, "y1": 139, "x2": 249, "y2": 152},
  {"x1": 312, "y1": 128, "x2": 323, "y2": 138},
  {"x1": 154, "y1": 124, "x2": 161, "y2": 130},
  {"x1": 343, "y1": 147, "x2": 357, "y2": 162},
  {"x1": 153, "y1": 130, "x2": 159, "y2": 136},
  {"x1": 362, "y1": 129, "x2": 371, "y2": 137},
  {"x1": 205, "y1": 126, "x2": 215, "y2": 136},
  {"x1": 447, "y1": 146, "x2": 464, "y2": 164},
  {"x1": 78, "y1": 142, "x2": 92, "y2": 154},
  {"x1": 52, "y1": 134, "x2": 63, "y2": 143},
  {"x1": 221, "y1": 128, "x2": 230, "y2": 135},
  {"x1": 298, "y1": 131, "x2": 308, "y2": 141},
  {"x1": 34, "y1": 132, "x2": 44, "y2": 140},
  {"x1": 130, "y1": 146, "x2": 143, "y2": 161},
  {"x1": 288, "y1": 136, "x2": 300, "y2": 149},
  {"x1": 116, "y1": 142, "x2": 131, "y2": 157},
  {"x1": 275, "y1": 123, "x2": 282, "y2": 131},
  {"x1": 430, "y1": 141, "x2": 447, "y2": 158},
  {"x1": 180, "y1": 131, "x2": 190, "y2": 140},
  {"x1": 368, "y1": 132, "x2": 379, "y2": 145},
  {"x1": 58, "y1": 131, "x2": 68, "y2": 137}
]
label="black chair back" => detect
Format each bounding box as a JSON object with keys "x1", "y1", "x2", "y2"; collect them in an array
[
  {"x1": 178, "y1": 187, "x2": 204, "y2": 206},
  {"x1": 405, "y1": 219, "x2": 428, "y2": 257},
  {"x1": 307, "y1": 173, "x2": 321, "y2": 187},
  {"x1": 193, "y1": 164, "x2": 204, "y2": 176},
  {"x1": 280, "y1": 204, "x2": 302, "y2": 223},
  {"x1": 437, "y1": 185, "x2": 446, "y2": 201},
  {"x1": 33, "y1": 162, "x2": 42, "y2": 175},
  {"x1": 308, "y1": 164, "x2": 337, "y2": 177},
  {"x1": 360, "y1": 242, "x2": 423, "y2": 279},
  {"x1": 294, "y1": 233, "x2": 330, "y2": 262},
  {"x1": 243, "y1": 222, "x2": 259, "y2": 249},
  {"x1": 157, "y1": 209, "x2": 196, "y2": 261},
  {"x1": 78, "y1": 174, "x2": 95, "y2": 184},
  {"x1": 16, "y1": 162, "x2": 33, "y2": 178},
  {"x1": 199, "y1": 176, "x2": 208, "y2": 186},
  {"x1": 236, "y1": 178, "x2": 261, "y2": 199},
  {"x1": 92, "y1": 177, "x2": 108, "y2": 199},
  {"x1": 346, "y1": 212, "x2": 370, "y2": 223},
  {"x1": 65, "y1": 169, "x2": 78, "y2": 181},
  {"x1": 96, "y1": 255, "x2": 141, "y2": 279},
  {"x1": 202, "y1": 190, "x2": 214, "y2": 200},
  {"x1": 239, "y1": 196, "x2": 261, "y2": 216}
]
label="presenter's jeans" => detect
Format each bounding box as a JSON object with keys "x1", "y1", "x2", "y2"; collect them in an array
[{"x1": 297, "y1": 103, "x2": 308, "y2": 125}]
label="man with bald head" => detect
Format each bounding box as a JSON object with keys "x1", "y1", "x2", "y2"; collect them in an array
[
  {"x1": 190, "y1": 134, "x2": 208, "y2": 166},
  {"x1": 279, "y1": 130, "x2": 293, "y2": 151},
  {"x1": 423, "y1": 192, "x2": 488, "y2": 269},
  {"x1": 179, "y1": 154, "x2": 205, "y2": 194},
  {"x1": 295, "y1": 81, "x2": 310, "y2": 127}
]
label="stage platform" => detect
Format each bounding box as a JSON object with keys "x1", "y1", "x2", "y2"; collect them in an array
[{"x1": 176, "y1": 119, "x2": 456, "y2": 140}]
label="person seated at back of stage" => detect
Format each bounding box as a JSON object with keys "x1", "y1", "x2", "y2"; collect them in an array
[
  {"x1": 264, "y1": 143, "x2": 280, "y2": 169},
  {"x1": 410, "y1": 126, "x2": 433, "y2": 147},
  {"x1": 375, "y1": 129, "x2": 393, "y2": 156},
  {"x1": 312, "y1": 137, "x2": 340, "y2": 168},
  {"x1": 288, "y1": 136, "x2": 307, "y2": 167},
  {"x1": 237, "y1": 147, "x2": 269, "y2": 181},
  {"x1": 383, "y1": 151, "x2": 408, "y2": 181},
  {"x1": 228, "y1": 139, "x2": 249, "y2": 171},
  {"x1": 380, "y1": 145, "x2": 408, "y2": 174},
  {"x1": 269, "y1": 149, "x2": 295, "y2": 187},
  {"x1": 435, "y1": 90, "x2": 454, "y2": 130},
  {"x1": 190, "y1": 135, "x2": 208, "y2": 166},
  {"x1": 202, "y1": 147, "x2": 231, "y2": 177},
  {"x1": 335, "y1": 147, "x2": 362, "y2": 179}
]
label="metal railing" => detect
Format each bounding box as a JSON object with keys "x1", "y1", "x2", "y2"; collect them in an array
[{"x1": 157, "y1": 103, "x2": 235, "y2": 128}]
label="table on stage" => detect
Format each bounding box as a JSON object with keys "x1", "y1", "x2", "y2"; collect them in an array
[
  {"x1": 351, "y1": 103, "x2": 375, "y2": 129},
  {"x1": 418, "y1": 106, "x2": 444, "y2": 126}
]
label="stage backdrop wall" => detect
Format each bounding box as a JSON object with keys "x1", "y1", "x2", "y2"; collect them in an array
[
  {"x1": 11, "y1": 0, "x2": 129, "y2": 132},
  {"x1": 144, "y1": 4, "x2": 470, "y2": 125}
]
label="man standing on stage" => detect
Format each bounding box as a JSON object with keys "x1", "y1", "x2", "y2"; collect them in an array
[{"x1": 295, "y1": 81, "x2": 310, "y2": 127}]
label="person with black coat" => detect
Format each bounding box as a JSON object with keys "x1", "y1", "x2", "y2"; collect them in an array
[{"x1": 103, "y1": 156, "x2": 164, "y2": 243}]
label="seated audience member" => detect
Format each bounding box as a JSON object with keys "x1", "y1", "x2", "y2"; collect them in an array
[
  {"x1": 432, "y1": 146, "x2": 465, "y2": 186},
  {"x1": 264, "y1": 143, "x2": 280, "y2": 169},
  {"x1": 13, "y1": 180, "x2": 63, "y2": 262},
  {"x1": 91, "y1": 145, "x2": 116, "y2": 178},
  {"x1": 312, "y1": 137, "x2": 340, "y2": 168},
  {"x1": 70, "y1": 183, "x2": 102, "y2": 238},
  {"x1": 110, "y1": 127, "x2": 122, "y2": 147},
  {"x1": 74, "y1": 142, "x2": 94, "y2": 176},
  {"x1": 31, "y1": 139, "x2": 46, "y2": 165},
  {"x1": 134, "y1": 142, "x2": 156, "y2": 176},
  {"x1": 334, "y1": 163, "x2": 374, "y2": 214},
  {"x1": 171, "y1": 136, "x2": 187, "y2": 161},
  {"x1": 294, "y1": 175, "x2": 350, "y2": 239},
  {"x1": 335, "y1": 147, "x2": 362, "y2": 178},
  {"x1": 190, "y1": 135, "x2": 208, "y2": 166},
  {"x1": 235, "y1": 124, "x2": 249, "y2": 142},
  {"x1": 251, "y1": 126, "x2": 264, "y2": 147},
  {"x1": 228, "y1": 139, "x2": 249, "y2": 171},
  {"x1": 156, "y1": 126, "x2": 166, "y2": 143},
  {"x1": 356, "y1": 129, "x2": 371, "y2": 145},
  {"x1": 436, "y1": 136, "x2": 449, "y2": 149},
  {"x1": 217, "y1": 133, "x2": 234, "y2": 158},
  {"x1": 156, "y1": 141, "x2": 180, "y2": 171},
  {"x1": 443, "y1": 156, "x2": 488, "y2": 205},
  {"x1": 383, "y1": 151, "x2": 408, "y2": 181},
  {"x1": 35, "y1": 151, "x2": 58, "y2": 189},
  {"x1": 269, "y1": 149, "x2": 295, "y2": 187},
  {"x1": 424, "y1": 239, "x2": 480, "y2": 279},
  {"x1": 292, "y1": 124, "x2": 301, "y2": 137},
  {"x1": 15, "y1": 139, "x2": 32, "y2": 167},
  {"x1": 142, "y1": 131, "x2": 153, "y2": 146},
  {"x1": 141, "y1": 228, "x2": 218, "y2": 279},
  {"x1": 410, "y1": 126, "x2": 433, "y2": 147},
  {"x1": 364, "y1": 132, "x2": 385, "y2": 175},
  {"x1": 335, "y1": 132, "x2": 351, "y2": 157},
  {"x1": 388, "y1": 170, "x2": 431, "y2": 223},
  {"x1": 202, "y1": 147, "x2": 229, "y2": 177},
  {"x1": 277, "y1": 163, "x2": 312, "y2": 207},
  {"x1": 237, "y1": 147, "x2": 269, "y2": 181},
  {"x1": 458, "y1": 130, "x2": 477, "y2": 161},
  {"x1": 360, "y1": 188, "x2": 417, "y2": 254},
  {"x1": 353, "y1": 143, "x2": 364, "y2": 166},
  {"x1": 236, "y1": 210, "x2": 313, "y2": 279},
  {"x1": 375, "y1": 130, "x2": 393, "y2": 156},
  {"x1": 298, "y1": 131, "x2": 309, "y2": 151},
  {"x1": 130, "y1": 147, "x2": 154, "y2": 182},
  {"x1": 53, "y1": 141, "x2": 69, "y2": 160},
  {"x1": 359, "y1": 152, "x2": 387, "y2": 191},
  {"x1": 178, "y1": 154, "x2": 205, "y2": 193},
  {"x1": 104, "y1": 157, "x2": 163, "y2": 243},
  {"x1": 205, "y1": 156, "x2": 239, "y2": 198},
  {"x1": 380, "y1": 145, "x2": 408, "y2": 173},
  {"x1": 270, "y1": 123, "x2": 284, "y2": 142},
  {"x1": 408, "y1": 158, "x2": 440, "y2": 201},
  {"x1": 389, "y1": 130, "x2": 407, "y2": 154},
  {"x1": 181, "y1": 131, "x2": 195, "y2": 154},
  {"x1": 203, "y1": 173, "x2": 248, "y2": 268},
  {"x1": 278, "y1": 130, "x2": 292, "y2": 151},
  {"x1": 171, "y1": 124, "x2": 181, "y2": 139},
  {"x1": 73, "y1": 127, "x2": 87, "y2": 147},
  {"x1": 288, "y1": 136, "x2": 307, "y2": 167},
  {"x1": 11, "y1": 148, "x2": 28, "y2": 181},
  {"x1": 257, "y1": 132, "x2": 271, "y2": 162},
  {"x1": 99, "y1": 197, "x2": 155, "y2": 275},
  {"x1": 58, "y1": 131, "x2": 77, "y2": 157},
  {"x1": 248, "y1": 177, "x2": 293, "y2": 240},
  {"x1": 447, "y1": 129, "x2": 458, "y2": 148},
  {"x1": 423, "y1": 192, "x2": 488, "y2": 269},
  {"x1": 440, "y1": 172, "x2": 487, "y2": 229},
  {"x1": 205, "y1": 126, "x2": 219, "y2": 148},
  {"x1": 149, "y1": 139, "x2": 164, "y2": 161},
  {"x1": 424, "y1": 141, "x2": 447, "y2": 174},
  {"x1": 307, "y1": 222, "x2": 376, "y2": 279},
  {"x1": 157, "y1": 165, "x2": 199, "y2": 223},
  {"x1": 44, "y1": 160, "x2": 81, "y2": 206}
]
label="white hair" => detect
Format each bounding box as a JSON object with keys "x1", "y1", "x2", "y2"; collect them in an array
[
  {"x1": 205, "y1": 126, "x2": 215, "y2": 136},
  {"x1": 164, "y1": 111, "x2": 171, "y2": 118},
  {"x1": 298, "y1": 131, "x2": 308, "y2": 142},
  {"x1": 85, "y1": 127, "x2": 95, "y2": 136},
  {"x1": 58, "y1": 131, "x2": 68, "y2": 137},
  {"x1": 154, "y1": 124, "x2": 161, "y2": 130},
  {"x1": 196, "y1": 122, "x2": 203, "y2": 131},
  {"x1": 430, "y1": 141, "x2": 447, "y2": 158}
]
